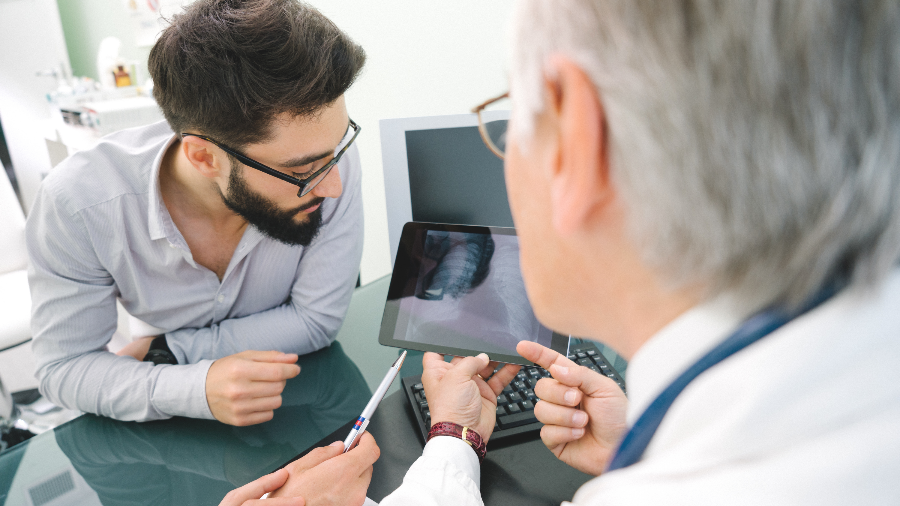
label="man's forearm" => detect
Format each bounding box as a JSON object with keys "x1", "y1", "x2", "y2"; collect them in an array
[{"x1": 37, "y1": 351, "x2": 214, "y2": 421}]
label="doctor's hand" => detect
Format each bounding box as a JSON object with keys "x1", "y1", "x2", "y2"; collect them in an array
[
  {"x1": 206, "y1": 350, "x2": 301, "y2": 426},
  {"x1": 517, "y1": 341, "x2": 628, "y2": 476},
  {"x1": 422, "y1": 352, "x2": 520, "y2": 443},
  {"x1": 219, "y1": 468, "x2": 304, "y2": 506},
  {"x1": 268, "y1": 434, "x2": 380, "y2": 506}
]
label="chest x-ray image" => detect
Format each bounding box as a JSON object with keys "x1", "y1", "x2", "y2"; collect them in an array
[{"x1": 397, "y1": 230, "x2": 553, "y2": 356}]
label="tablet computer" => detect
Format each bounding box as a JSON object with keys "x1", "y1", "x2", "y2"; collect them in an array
[{"x1": 378, "y1": 222, "x2": 570, "y2": 366}]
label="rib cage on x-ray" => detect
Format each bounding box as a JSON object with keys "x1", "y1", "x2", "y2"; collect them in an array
[{"x1": 404, "y1": 232, "x2": 545, "y2": 354}]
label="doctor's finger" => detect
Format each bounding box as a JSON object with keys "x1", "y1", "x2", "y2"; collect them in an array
[
  {"x1": 287, "y1": 441, "x2": 344, "y2": 473},
  {"x1": 534, "y1": 377, "x2": 583, "y2": 407},
  {"x1": 487, "y1": 363, "x2": 520, "y2": 396},
  {"x1": 549, "y1": 363, "x2": 617, "y2": 398},
  {"x1": 540, "y1": 424, "x2": 586, "y2": 450},
  {"x1": 336, "y1": 433, "x2": 381, "y2": 478},
  {"x1": 534, "y1": 399, "x2": 589, "y2": 428},
  {"x1": 517, "y1": 341, "x2": 577, "y2": 371}
]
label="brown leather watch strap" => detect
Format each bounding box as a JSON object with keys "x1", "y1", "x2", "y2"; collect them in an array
[{"x1": 427, "y1": 421, "x2": 487, "y2": 463}]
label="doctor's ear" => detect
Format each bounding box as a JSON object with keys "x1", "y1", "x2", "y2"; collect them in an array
[
  {"x1": 181, "y1": 135, "x2": 227, "y2": 178},
  {"x1": 545, "y1": 55, "x2": 612, "y2": 237}
]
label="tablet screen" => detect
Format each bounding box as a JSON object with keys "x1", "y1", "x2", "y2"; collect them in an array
[{"x1": 379, "y1": 223, "x2": 568, "y2": 364}]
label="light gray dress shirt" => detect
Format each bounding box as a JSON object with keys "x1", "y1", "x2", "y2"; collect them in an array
[{"x1": 26, "y1": 120, "x2": 364, "y2": 422}]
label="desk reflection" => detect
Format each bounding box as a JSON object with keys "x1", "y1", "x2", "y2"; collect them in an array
[{"x1": 9, "y1": 342, "x2": 369, "y2": 506}]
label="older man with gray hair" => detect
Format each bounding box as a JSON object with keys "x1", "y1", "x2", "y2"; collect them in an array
[{"x1": 222, "y1": 0, "x2": 900, "y2": 504}]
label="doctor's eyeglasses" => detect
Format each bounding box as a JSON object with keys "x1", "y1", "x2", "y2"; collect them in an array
[{"x1": 472, "y1": 92, "x2": 510, "y2": 159}]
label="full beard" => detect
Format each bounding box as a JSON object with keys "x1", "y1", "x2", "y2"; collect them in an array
[{"x1": 219, "y1": 163, "x2": 325, "y2": 247}]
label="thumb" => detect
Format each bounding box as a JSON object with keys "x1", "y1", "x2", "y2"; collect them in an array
[{"x1": 449, "y1": 353, "x2": 491, "y2": 382}]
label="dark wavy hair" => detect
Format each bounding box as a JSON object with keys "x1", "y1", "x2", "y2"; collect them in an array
[{"x1": 149, "y1": 0, "x2": 366, "y2": 148}]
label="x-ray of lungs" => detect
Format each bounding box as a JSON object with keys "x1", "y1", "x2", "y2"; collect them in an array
[{"x1": 402, "y1": 230, "x2": 550, "y2": 356}]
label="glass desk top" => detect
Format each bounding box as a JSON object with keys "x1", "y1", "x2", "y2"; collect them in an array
[
  {"x1": 0, "y1": 275, "x2": 605, "y2": 506},
  {"x1": 0, "y1": 340, "x2": 375, "y2": 506},
  {"x1": 0, "y1": 277, "x2": 403, "y2": 506}
]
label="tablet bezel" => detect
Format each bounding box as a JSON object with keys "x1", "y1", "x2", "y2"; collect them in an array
[{"x1": 378, "y1": 222, "x2": 570, "y2": 366}]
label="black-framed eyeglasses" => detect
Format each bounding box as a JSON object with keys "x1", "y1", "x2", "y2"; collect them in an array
[
  {"x1": 182, "y1": 119, "x2": 361, "y2": 198},
  {"x1": 472, "y1": 92, "x2": 509, "y2": 159}
]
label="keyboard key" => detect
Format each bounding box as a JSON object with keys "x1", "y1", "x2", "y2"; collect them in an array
[
  {"x1": 513, "y1": 380, "x2": 528, "y2": 391},
  {"x1": 508, "y1": 392, "x2": 523, "y2": 403},
  {"x1": 521, "y1": 400, "x2": 535, "y2": 411},
  {"x1": 413, "y1": 383, "x2": 424, "y2": 392},
  {"x1": 496, "y1": 405, "x2": 507, "y2": 416},
  {"x1": 577, "y1": 358, "x2": 593, "y2": 367},
  {"x1": 502, "y1": 385, "x2": 514, "y2": 395},
  {"x1": 497, "y1": 394, "x2": 509, "y2": 405},
  {"x1": 586, "y1": 349, "x2": 597, "y2": 356},
  {"x1": 576, "y1": 352, "x2": 587, "y2": 359},
  {"x1": 588, "y1": 365, "x2": 601, "y2": 374},
  {"x1": 498, "y1": 411, "x2": 539, "y2": 429},
  {"x1": 418, "y1": 400, "x2": 429, "y2": 410},
  {"x1": 507, "y1": 403, "x2": 522, "y2": 414}
]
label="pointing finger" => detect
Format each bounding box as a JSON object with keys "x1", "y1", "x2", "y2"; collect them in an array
[{"x1": 517, "y1": 341, "x2": 577, "y2": 371}]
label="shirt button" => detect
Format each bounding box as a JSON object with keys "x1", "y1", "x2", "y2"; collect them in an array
[
  {"x1": 217, "y1": 295, "x2": 225, "y2": 303},
  {"x1": 168, "y1": 243, "x2": 176, "y2": 249}
]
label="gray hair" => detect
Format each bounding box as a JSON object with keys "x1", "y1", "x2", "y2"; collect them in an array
[{"x1": 510, "y1": 0, "x2": 900, "y2": 308}]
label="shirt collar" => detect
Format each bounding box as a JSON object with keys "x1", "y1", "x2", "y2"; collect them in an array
[
  {"x1": 148, "y1": 133, "x2": 180, "y2": 242},
  {"x1": 623, "y1": 295, "x2": 752, "y2": 425}
]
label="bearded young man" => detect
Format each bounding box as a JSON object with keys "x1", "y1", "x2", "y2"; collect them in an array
[
  {"x1": 26, "y1": 0, "x2": 366, "y2": 427},
  {"x1": 224, "y1": 0, "x2": 900, "y2": 504}
]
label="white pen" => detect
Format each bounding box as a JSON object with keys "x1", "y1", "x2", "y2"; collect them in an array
[{"x1": 343, "y1": 350, "x2": 407, "y2": 452}]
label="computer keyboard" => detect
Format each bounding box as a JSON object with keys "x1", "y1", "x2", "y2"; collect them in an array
[{"x1": 402, "y1": 342, "x2": 627, "y2": 446}]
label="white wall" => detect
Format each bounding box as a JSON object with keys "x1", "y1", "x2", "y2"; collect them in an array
[
  {"x1": 3, "y1": 0, "x2": 515, "y2": 283},
  {"x1": 0, "y1": 0, "x2": 72, "y2": 212},
  {"x1": 312, "y1": 0, "x2": 515, "y2": 283}
]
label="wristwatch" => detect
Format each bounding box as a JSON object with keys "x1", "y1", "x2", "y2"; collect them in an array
[
  {"x1": 427, "y1": 421, "x2": 487, "y2": 463},
  {"x1": 143, "y1": 335, "x2": 178, "y2": 365}
]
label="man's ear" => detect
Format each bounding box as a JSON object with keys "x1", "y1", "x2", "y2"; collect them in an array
[
  {"x1": 547, "y1": 55, "x2": 610, "y2": 237},
  {"x1": 181, "y1": 135, "x2": 226, "y2": 178}
]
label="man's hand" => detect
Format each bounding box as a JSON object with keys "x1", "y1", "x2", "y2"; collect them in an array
[
  {"x1": 116, "y1": 335, "x2": 155, "y2": 360},
  {"x1": 517, "y1": 341, "x2": 628, "y2": 476},
  {"x1": 206, "y1": 350, "x2": 301, "y2": 426},
  {"x1": 268, "y1": 433, "x2": 380, "y2": 506},
  {"x1": 219, "y1": 468, "x2": 305, "y2": 506},
  {"x1": 422, "y1": 352, "x2": 520, "y2": 443}
]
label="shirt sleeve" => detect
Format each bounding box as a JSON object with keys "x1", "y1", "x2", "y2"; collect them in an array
[
  {"x1": 27, "y1": 179, "x2": 215, "y2": 421},
  {"x1": 378, "y1": 436, "x2": 484, "y2": 506},
  {"x1": 162, "y1": 144, "x2": 365, "y2": 364}
]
